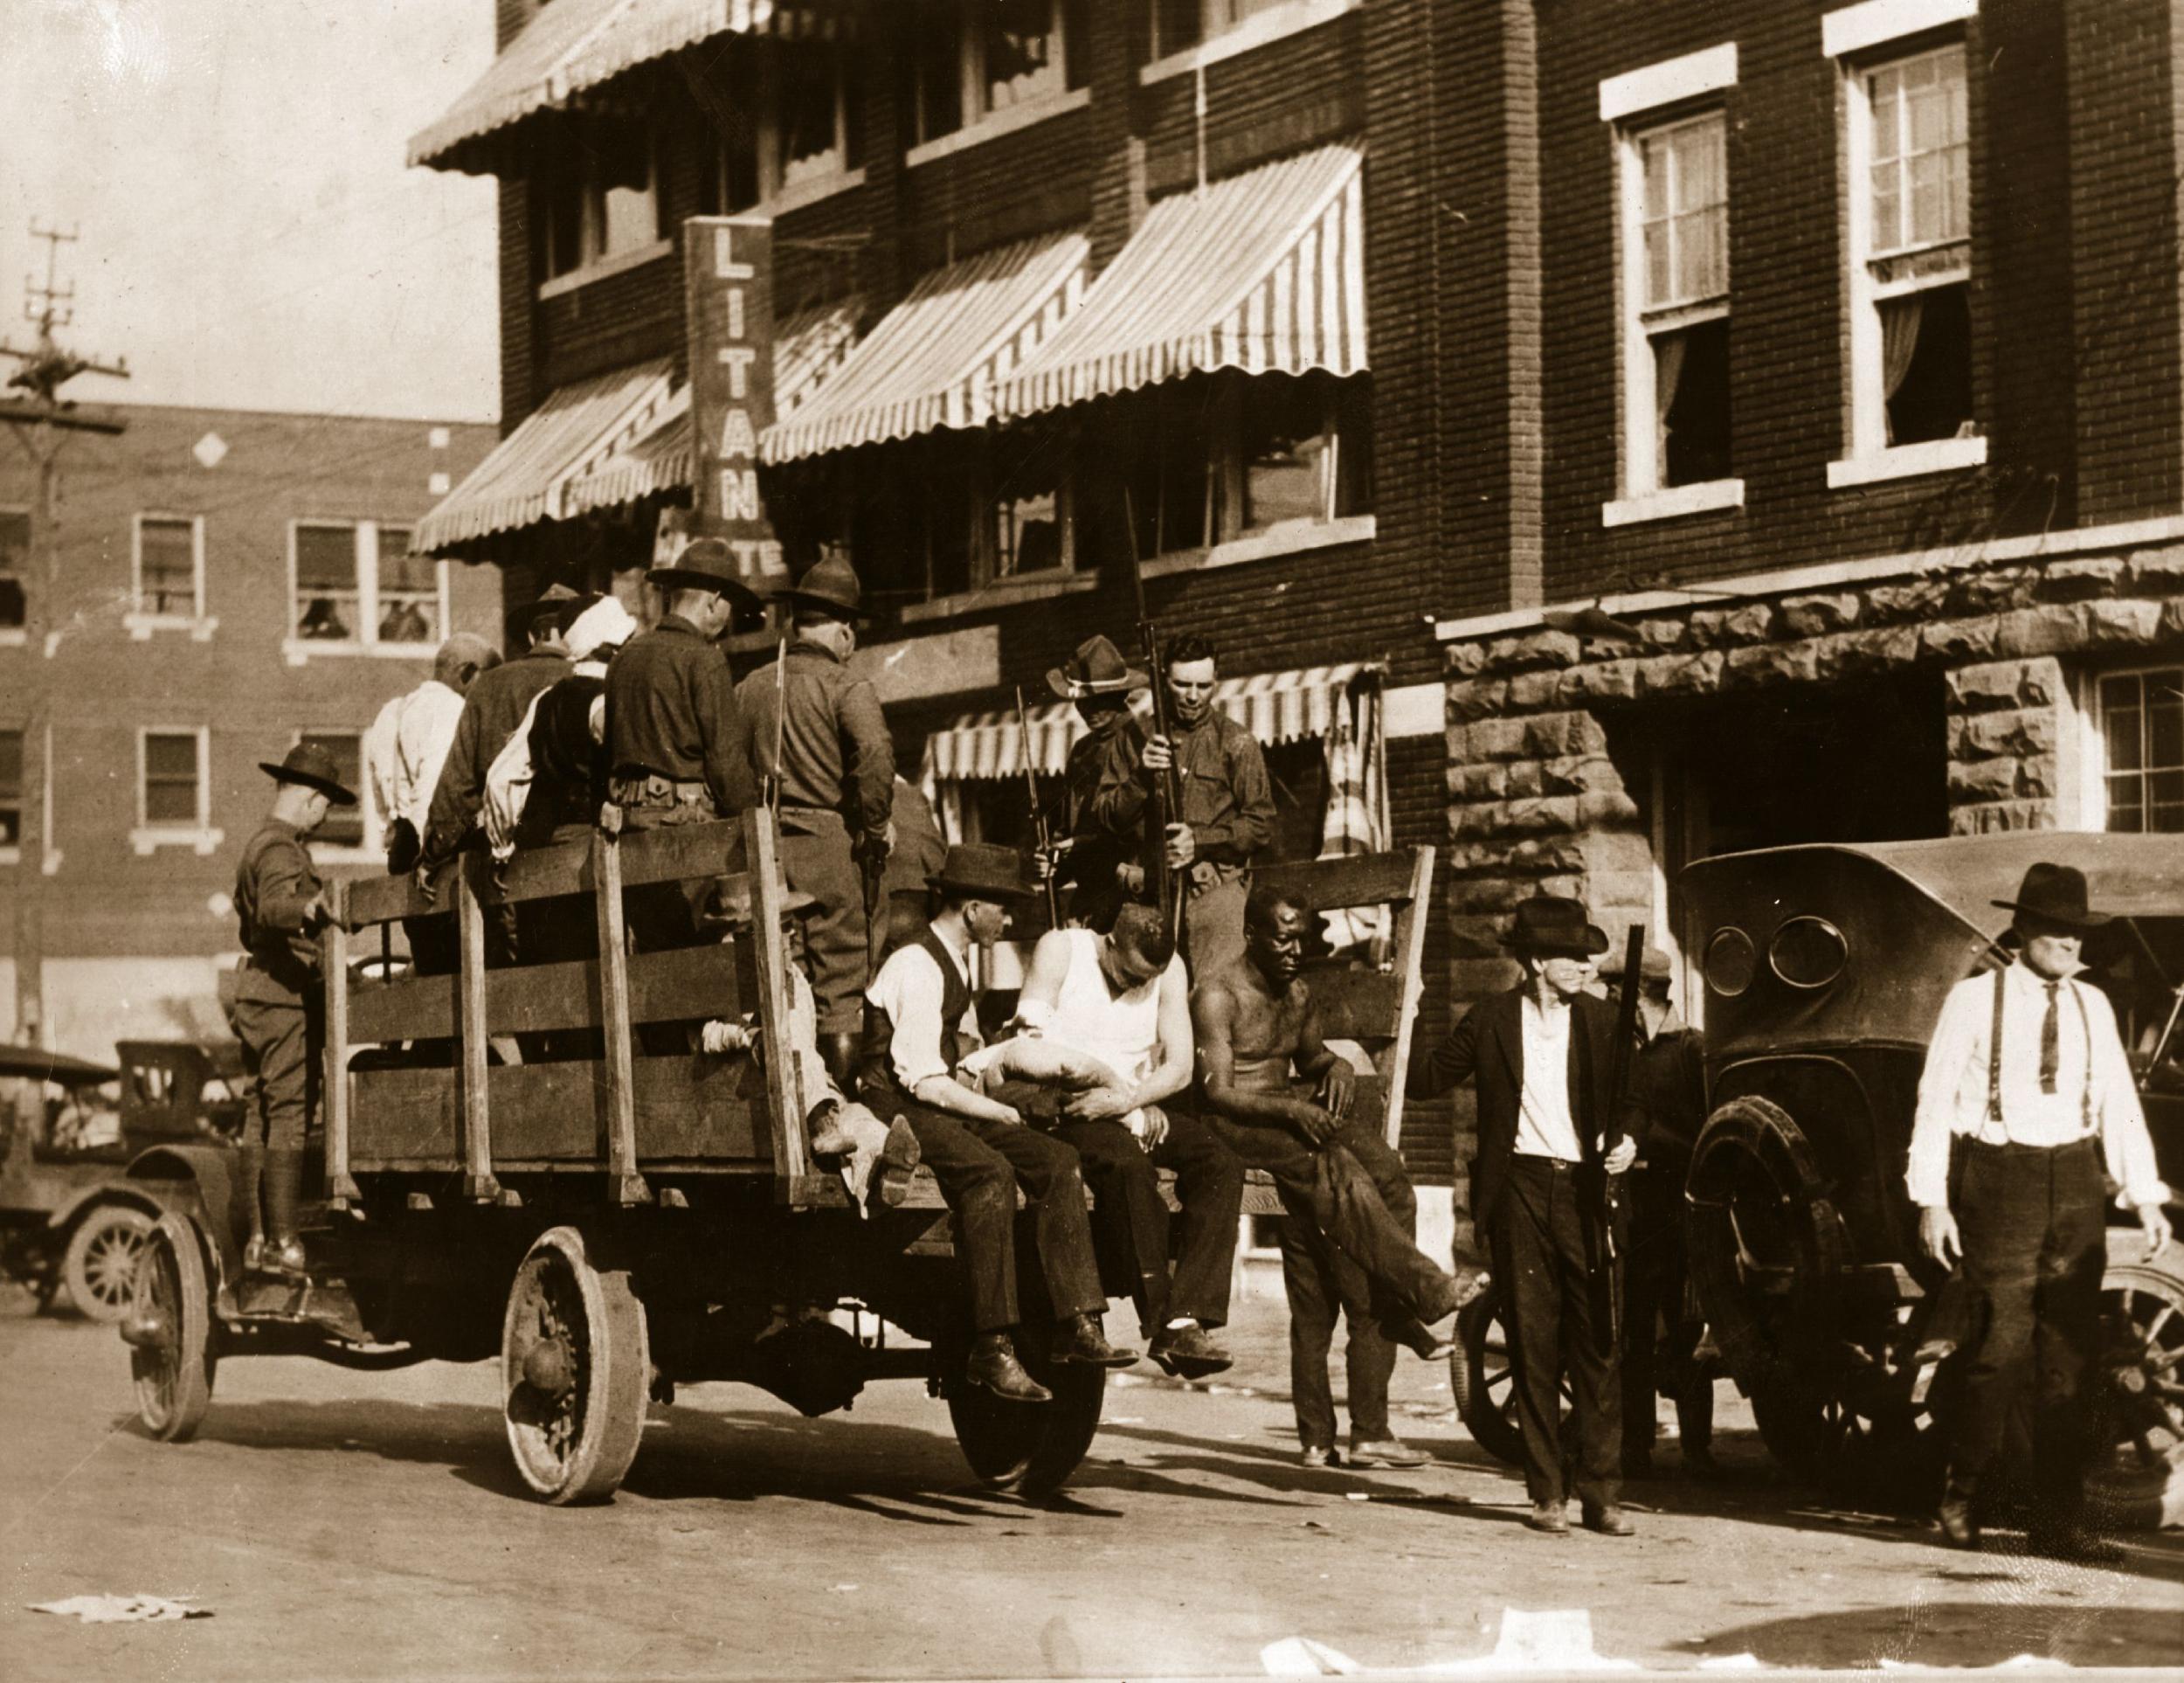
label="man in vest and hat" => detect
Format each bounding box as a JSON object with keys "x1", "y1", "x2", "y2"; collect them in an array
[
  {"x1": 1048, "y1": 634, "x2": 1151, "y2": 932},
  {"x1": 862, "y1": 842, "x2": 1135, "y2": 1402},
  {"x1": 1911, "y1": 861, "x2": 2171, "y2": 1560},
  {"x1": 736, "y1": 553, "x2": 894, "y2": 1087},
  {"x1": 1408, "y1": 894, "x2": 1640, "y2": 1536},
  {"x1": 231, "y1": 743, "x2": 356, "y2": 1275}
]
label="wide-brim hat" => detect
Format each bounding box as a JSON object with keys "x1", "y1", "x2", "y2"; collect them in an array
[
  {"x1": 259, "y1": 742, "x2": 357, "y2": 807},
  {"x1": 647, "y1": 537, "x2": 764, "y2": 613},
  {"x1": 702, "y1": 870, "x2": 822, "y2": 931},
  {"x1": 1047, "y1": 633, "x2": 1147, "y2": 700},
  {"x1": 1503, "y1": 895, "x2": 1609, "y2": 958},
  {"x1": 929, "y1": 842, "x2": 1033, "y2": 902},
  {"x1": 522, "y1": 582, "x2": 586, "y2": 627},
  {"x1": 771, "y1": 552, "x2": 867, "y2": 620},
  {"x1": 1994, "y1": 862, "x2": 2111, "y2": 932}
]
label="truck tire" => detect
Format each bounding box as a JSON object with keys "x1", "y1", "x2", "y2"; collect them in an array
[
  {"x1": 130, "y1": 1215, "x2": 217, "y2": 1441},
  {"x1": 943, "y1": 1325, "x2": 1107, "y2": 1499},
  {"x1": 63, "y1": 1204, "x2": 153, "y2": 1324},
  {"x1": 501, "y1": 1226, "x2": 651, "y2": 1505}
]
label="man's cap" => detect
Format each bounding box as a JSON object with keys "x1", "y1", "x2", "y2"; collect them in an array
[
  {"x1": 1047, "y1": 633, "x2": 1148, "y2": 700},
  {"x1": 1599, "y1": 944, "x2": 1674, "y2": 987},
  {"x1": 929, "y1": 842, "x2": 1034, "y2": 902},
  {"x1": 771, "y1": 552, "x2": 867, "y2": 620},
  {"x1": 566, "y1": 595, "x2": 639, "y2": 662},
  {"x1": 647, "y1": 537, "x2": 764, "y2": 614},
  {"x1": 259, "y1": 742, "x2": 358, "y2": 807},
  {"x1": 521, "y1": 582, "x2": 586, "y2": 627},
  {"x1": 702, "y1": 869, "x2": 822, "y2": 932},
  {"x1": 1994, "y1": 862, "x2": 2111, "y2": 932},
  {"x1": 1503, "y1": 895, "x2": 1609, "y2": 959}
]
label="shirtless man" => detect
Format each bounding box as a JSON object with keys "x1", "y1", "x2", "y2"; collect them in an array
[{"x1": 1194, "y1": 889, "x2": 1489, "y2": 1465}]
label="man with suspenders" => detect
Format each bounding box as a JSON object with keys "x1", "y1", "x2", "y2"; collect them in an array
[{"x1": 1910, "y1": 862, "x2": 2172, "y2": 1560}]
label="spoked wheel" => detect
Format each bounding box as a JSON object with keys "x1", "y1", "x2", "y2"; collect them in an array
[
  {"x1": 65, "y1": 1205, "x2": 154, "y2": 1323},
  {"x1": 943, "y1": 1324, "x2": 1107, "y2": 1499},
  {"x1": 501, "y1": 1226, "x2": 650, "y2": 1505},
  {"x1": 1746, "y1": 1355, "x2": 1956, "y2": 1503},
  {"x1": 128, "y1": 1215, "x2": 217, "y2": 1442},
  {"x1": 1452, "y1": 1283, "x2": 1573, "y2": 1467},
  {"x1": 2088, "y1": 1245, "x2": 2184, "y2": 1530}
]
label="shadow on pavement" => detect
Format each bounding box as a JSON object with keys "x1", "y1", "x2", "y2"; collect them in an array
[{"x1": 1683, "y1": 1601, "x2": 2182, "y2": 1670}]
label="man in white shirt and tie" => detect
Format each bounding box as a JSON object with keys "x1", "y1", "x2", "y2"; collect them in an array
[{"x1": 1910, "y1": 861, "x2": 2172, "y2": 1561}]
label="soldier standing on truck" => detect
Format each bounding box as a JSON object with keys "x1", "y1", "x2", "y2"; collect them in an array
[
  {"x1": 1048, "y1": 634, "x2": 1151, "y2": 933},
  {"x1": 736, "y1": 554, "x2": 892, "y2": 1089},
  {"x1": 232, "y1": 744, "x2": 355, "y2": 1276}
]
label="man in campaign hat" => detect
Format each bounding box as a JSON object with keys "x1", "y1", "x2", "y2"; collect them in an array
[
  {"x1": 736, "y1": 553, "x2": 893, "y2": 1085},
  {"x1": 231, "y1": 744, "x2": 356, "y2": 1275},
  {"x1": 1048, "y1": 634, "x2": 1150, "y2": 932},
  {"x1": 1911, "y1": 861, "x2": 2171, "y2": 1560},
  {"x1": 1409, "y1": 894, "x2": 1640, "y2": 1536}
]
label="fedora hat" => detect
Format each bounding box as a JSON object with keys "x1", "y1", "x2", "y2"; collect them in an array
[
  {"x1": 1503, "y1": 895, "x2": 1609, "y2": 959},
  {"x1": 773, "y1": 552, "x2": 867, "y2": 620},
  {"x1": 520, "y1": 582, "x2": 588, "y2": 629},
  {"x1": 1600, "y1": 944, "x2": 1673, "y2": 987},
  {"x1": 647, "y1": 536, "x2": 764, "y2": 614},
  {"x1": 701, "y1": 869, "x2": 822, "y2": 932},
  {"x1": 929, "y1": 842, "x2": 1033, "y2": 902},
  {"x1": 1993, "y1": 862, "x2": 2111, "y2": 932},
  {"x1": 1047, "y1": 633, "x2": 1148, "y2": 700},
  {"x1": 259, "y1": 742, "x2": 357, "y2": 807}
]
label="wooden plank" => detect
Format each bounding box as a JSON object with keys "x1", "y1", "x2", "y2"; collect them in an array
[
  {"x1": 1255, "y1": 850, "x2": 1422, "y2": 912},
  {"x1": 1302, "y1": 967, "x2": 1403, "y2": 1043},
  {"x1": 346, "y1": 865, "x2": 446, "y2": 928},
  {"x1": 350, "y1": 1058, "x2": 770, "y2": 1167},
  {"x1": 1381, "y1": 844, "x2": 1435, "y2": 1150},
  {"x1": 347, "y1": 944, "x2": 747, "y2": 1046},
  {"x1": 592, "y1": 831, "x2": 646, "y2": 1204},
  {"x1": 744, "y1": 809, "x2": 814, "y2": 1200},
  {"x1": 322, "y1": 880, "x2": 360, "y2": 1209},
  {"x1": 344, "y1": 826, "x2": 749, "y2": 927},
  {"x1": 455, "y1": 856, "x2": 498, "y2": 1202}
]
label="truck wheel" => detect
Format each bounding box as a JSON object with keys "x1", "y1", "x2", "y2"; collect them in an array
[
  {"x1": 2088, "y1": 1243, "x2": 2184, "y2": 1531},
  {"x1": 63, "y1": 1205, "x2": 153, "y2": 1324},
  {"x1": 501, "y1": 1226, "x2": 650, "y2": 1505},
  {"x1": 1452, "y1": 1284, "x2": 1574, "y2": 1468},
  {"x1": 130, "y1": 1216, "x2": 217, "y2": 1442},
  {"x1": 943, "y1": 1326, "x2": 1107, "y2": 1499}
]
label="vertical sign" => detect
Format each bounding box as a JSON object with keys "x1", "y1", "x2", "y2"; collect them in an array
[{"x1": 672, "y1": 214, "x2": 785, "y2": 583}]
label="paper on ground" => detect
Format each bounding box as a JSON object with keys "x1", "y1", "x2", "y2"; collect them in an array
[{"x1": 31, "y1": 1594, "x2": 211, "y2": 1624}]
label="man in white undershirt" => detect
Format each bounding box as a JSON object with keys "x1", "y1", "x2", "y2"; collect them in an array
[{"x1": 1910, "y1": 861, "x2": 2171, "y2": 1561}]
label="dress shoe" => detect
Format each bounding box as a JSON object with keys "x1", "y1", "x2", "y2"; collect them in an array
[
  {"x1": 1348, "y1": 1437, "x2": 1430, "y2": 1470},
  {"x1": 1050, "y1": 1312, "x2": 1137, "y2": 1368},
  {"x1": 2021, "y1": 1525, "x2": 2125, "y2": 1566},
  {"x1": 1936, "y1": 1486, "x2": 1980, "y2": 1550},
  {"x1": 965, "y1": 1333, "x2": 1052, "y2": 1404},
  {"x1": 874, "y1": 1117, "x2": 922, "y2": 1208},
  {"x1": 1299, "y1": 1444, "x2": 1337, "y2": 1469},
  {"x1": 1390, "y1": 1316, "x2": 1457, "y2": 1361},
  {"x1": 1524, "y1": 1502, "x2": 1570, "y2": 1535},
  {"x1": 1147, "y1": 1320, "x2": 1232, "y2": 1379},
  {"x1": 1420, "y1": 1266, "x2": 1492, "y2": 1327},
  {"x1": 1582, "y1": 1503, "x2": 1635, "y2": 1536},
  {"x1": 259, "y1": 1235, "x2": 309, "y2": 1278}
]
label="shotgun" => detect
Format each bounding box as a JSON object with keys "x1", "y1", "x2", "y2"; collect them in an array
[
  {"x1": 1600, "y1": 925, "x2": 1647, "y2": 1351},
  {"x1": 1138, "y1": 618, "x2": 1186, "y2": 944},
  {"x1": 764, "y1": 634, "x2": 788, "y2": 817},
  {"x1": 1014, "y1": 685, "x2": 1062, "y2": 928}
]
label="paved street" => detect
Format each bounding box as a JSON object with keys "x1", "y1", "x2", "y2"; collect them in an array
[{"x1": 4, "y1": 1286, "x2": 2181, "y2": 1680}]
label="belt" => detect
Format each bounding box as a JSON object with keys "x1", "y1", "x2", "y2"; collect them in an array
[
  {"x1": 1185, "y1": 859, "x2": 1248, "y2": 894},
  {"x1": 1510, "y1": 1153, "x2": 1583, "y2": 1174},
  {"x1": 610, "y1": 772, "x2": 713, "y2": 808},
  {"x1": 1965, "y1": 1136, "x2": 2099, "y2": 1159}
]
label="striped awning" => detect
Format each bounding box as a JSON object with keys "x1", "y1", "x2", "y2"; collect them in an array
[
  {"x1": 762, "y1": 232, "x2": 1089, "y2": 464},
  {"x1": 415, "y1": 358, "x2": 675, "y2": 553},
  {"x1": 410, "y1": 0, "x2": 842, "y2": 171},
  {"x1": 921, "y1": 663, "x2": 1376, "y2": 787},
  {"x1": 558, "y1": 298, "x2": 863, "y2": 516},
  {"x1": 993, "y1": 146, "x2": 1366, "y2": 421}
]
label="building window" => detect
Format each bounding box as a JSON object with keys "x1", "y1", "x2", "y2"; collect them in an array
[
  {"x1": 915, "y1": 0, "x2": 1083, "y2": 143},
  {"x1": 1841, "y1": 41, "x2": 1977, "y2": 470},
  {"x1": 989, "y1": 428, "x2": 1071, "y2": 578},
  {"x1": 133, "y1": 514, "x2": 204, "y2": 619},
  {"x1": 0, "y1": 728, "x2": 20, "y2": 848},
  {"x1": 539, "y1": 121, "x2": 663, "y2": 281},
  {"x1": 1150, "y1": 0, "x2": 1303, "y2": 59},
  {"x1": 706, "y1": 40, "x2": 862, "y2": 213},
  {"x1": 298, "y1": 730, "x2": 370, "y2": 851},
  {"x1": 1619, "y1": 111, "x2": 1731, "y2": 497},
  {"x1": 141, "y1": 731, "x2": 205, "y2": 829},
  {"x1": 0, "y1": 508, "x2": 25, "y2": 628},
  {"x1": 2100, "y1": 666, "x2": 2184, "y2": 835},
  {"x1": 290, "y1": 520, "x2": 445, "y2": 651}
]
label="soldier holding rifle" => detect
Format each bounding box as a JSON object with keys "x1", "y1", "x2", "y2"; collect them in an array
[
  {"x1": 1407, "y1": 895, "x2": 1639, "y2": 1537},
  {"x1": 1047, "y1": 634, "x2": 1151, "y2": 932}
]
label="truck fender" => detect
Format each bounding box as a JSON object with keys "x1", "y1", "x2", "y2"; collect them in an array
[
  {"x1": 125, "y1": 1146, "x2": 239, "y2": 1285},
  {"x1": 43, "y1": 1179, "x2": 168, "y2": 1235}
]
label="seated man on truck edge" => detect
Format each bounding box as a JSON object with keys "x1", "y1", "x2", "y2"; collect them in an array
[
  {"x1": 974, "y1": 902, "x2": 1242, "y2": 1379},
  {"x1": 861, "y1": 842, "x2": 1137, "y2": 1402},
  {"x1": 1194, "y1": 889, "x2": 1489, "y2": 1466}
]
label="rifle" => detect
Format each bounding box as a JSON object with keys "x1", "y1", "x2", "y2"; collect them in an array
[
  {"x1": 763, "y1": 633, "x2": 788, "y2": 816},
  {"x1": 1600, "y1": 925, "x2": 1647, "y2": 1352},
  {"x1": 1014, "y1": 685, "x2": 1062, "y2": 928},
  {"x1": 1138, "y1": 617, "x2": 1186, "y2": 943}
]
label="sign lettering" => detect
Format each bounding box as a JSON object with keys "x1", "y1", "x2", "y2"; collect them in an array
[{"x1": 678, "y1": 214, "x2": 784, "y2": 584}]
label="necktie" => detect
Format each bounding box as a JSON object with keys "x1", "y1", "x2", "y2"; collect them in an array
[{"x1": 2040, "y1": 981, "x2": 2061, "y2": 1094}]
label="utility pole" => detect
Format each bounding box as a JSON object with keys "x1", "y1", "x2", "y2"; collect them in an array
[{"x1": 1, "y1": 223, "x2": 127, "y2": 1058}]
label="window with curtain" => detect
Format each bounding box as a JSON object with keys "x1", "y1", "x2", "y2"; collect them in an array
[
  {"x1": 2101, "y1": 667, "x2": 2184, "y2": 834},
  {"x1": 135, "y1": 516, "x2": 199, "y2": 617},
  {"x1": 536, "y1": 120, "x2": 660, "y2": 280},
  {"x1": 375, "y1": 527, "x2": 438, "y2": 645},
  {"x1": 142, "y1": 731, "x2": 203, "y2": 828},
  {"x1": 1868, "y1": 46, "x2": 1968, "y2": 257},
  {"x1": 294, "y1": 523, "x2": 362, "y2": 641},
  {"x1": 1625, "y1": 110, "x2": 1731, "y2": 493}
]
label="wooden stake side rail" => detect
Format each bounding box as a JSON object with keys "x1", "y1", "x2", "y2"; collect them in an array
[
  {"x1": 345, "y1": 943, "x2": 753, "y2": 1046},
  {"x1": 344, "y1": 822, "x2": 753, "y2": 925}
]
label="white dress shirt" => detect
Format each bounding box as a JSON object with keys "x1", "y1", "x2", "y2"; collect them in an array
[
  {"x1": 390, "y1": 679, "x2": 468, "y2": 836},
  {"x1": 363, "y1": 693, "x2": 404, "y2": 838},
  {"x1": 1907, "y1": 959, "x2": 2167, "y2": 1209},
  {"x1": 867, "y1": 936, "x2": 980, "y2": 1093},
  {"x1": 1515, "y1": 994, "x2": 1585, "y2": 1162}
]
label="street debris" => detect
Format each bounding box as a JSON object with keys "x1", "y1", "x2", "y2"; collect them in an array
[
  {"x1": 31, "y1": 1595, "x2": 211, "y2": 1624},
  {"x1": 1262, "y1": 1608, "x2": 1641, "y2": 1674}
]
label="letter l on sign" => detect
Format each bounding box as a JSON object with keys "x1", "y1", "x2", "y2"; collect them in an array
[{"x1": 714, "y1": 226, "x2": 755, "y2": 280}]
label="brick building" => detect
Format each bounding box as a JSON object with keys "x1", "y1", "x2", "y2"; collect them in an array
[{"x1": 0, "y1": 404, "x2": 501, "y2": 1061}]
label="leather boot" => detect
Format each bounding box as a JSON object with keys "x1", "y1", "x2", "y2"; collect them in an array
[
  {"x1": 1050, "y1": 1312, "x2": 1138, "y2": 1368},
  {"x1": 819, "y1": 1030, "x2": 862, "y2": 1100},
  {"x1": 874, "y1": 1117, "x2": 922, "y2": 1207},
  {"x1": 965, "y1": 1333, "x2": 1052, "y2": 1404},
  {"x1": 233, "y1": 1143, "x2": 266, "y2": 1272},
  {"x1": 1936, "y1": 1481, "x2": 1980, "y2": 1549},
  {"x1": 260, "y1": 1147, "x2": 308, "y2": 1277}
]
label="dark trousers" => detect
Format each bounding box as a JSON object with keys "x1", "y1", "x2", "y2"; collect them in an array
[
  {"x1": 1052, "y1": 1111, "x2": 1244, "y2": 1333},
  {"x1": 1621, "y1": 1168, "x2": 1713, "y2": 1460},
  {"x1": 1212, "y1": 1114, "x2": 1456, "y2": 1328},
  {"x1": 780, "y1": 809, "x2": 869, "y2": 1035},
  {"x1": 1275, "y1": 1203, "x2": 1397, "y2": 1451},
  {"x1": 233, "y1": 995, "x2": 320, "y2": 1150},
  {"x1": 1493, "y1": 1156, "x2": 1622, "y2": 1510},
  {"x1": 902, "y1": 1106, "x2": 1105, "y2": 1333},
  {"x1": 1948, "y1": 1139, "x2": 2106, "y2": 1522}
]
